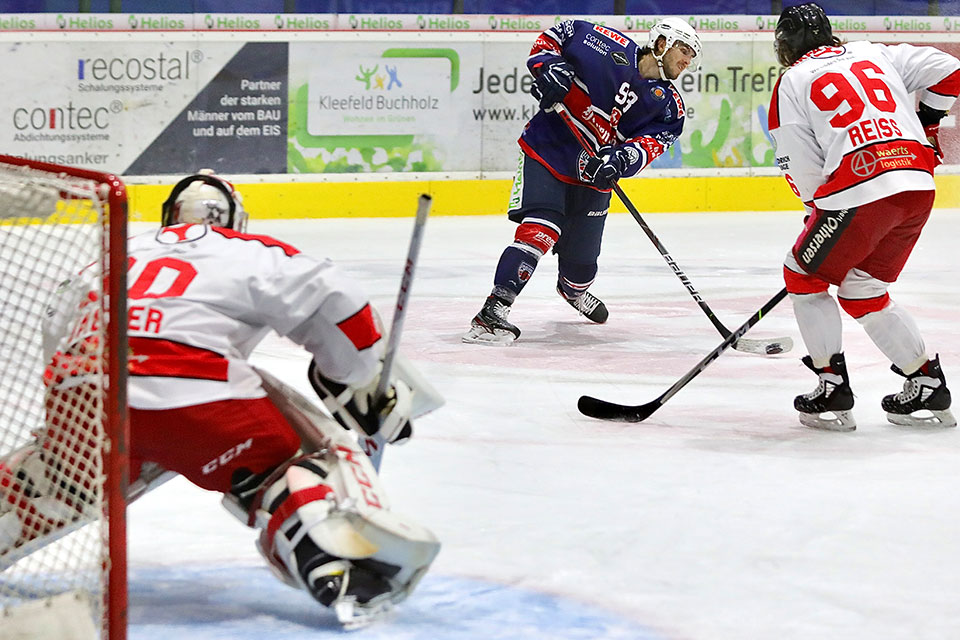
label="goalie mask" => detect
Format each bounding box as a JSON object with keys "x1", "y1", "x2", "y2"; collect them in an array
[
  {"x1": 161, "y1": 170, "x2": 247, "y2": 232},
  {"x1": 648, "y1": 17, "x2": 702, "y2": 77}
]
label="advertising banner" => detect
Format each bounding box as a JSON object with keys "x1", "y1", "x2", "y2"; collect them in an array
[
  {"x1": 0, "y1": 31, "x2": 956, "y2": 176},
  {"x1": 0, "y1": 40, "x2": 243, "y2": 172},
  {"x1": 6, "y1": 13, "x2": 960, "y2": 34}
]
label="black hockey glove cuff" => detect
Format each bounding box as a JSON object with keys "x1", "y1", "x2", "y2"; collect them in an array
[
  {"x1": 917, "y1": 102, "x2": 948, "y2": 126},
  {"x1": 918, "y1": 103, "x2": 948, "y2": 166}
]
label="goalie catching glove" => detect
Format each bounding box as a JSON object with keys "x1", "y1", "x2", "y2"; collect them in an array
[{"x1": 308, "y1": 359, "x2": 413, "y2": 445}]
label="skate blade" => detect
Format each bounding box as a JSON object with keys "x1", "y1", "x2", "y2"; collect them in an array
[
  {"x1": 886, "y1": 408, "x2": 957, "y2": 428},
  {"x1": 799, "y1": 410, "x2": 856, "y2": 432},
  {"x1": 461, "y1": 325, "x2": 517, "y2": 346},
  {"x1": 335, "y1": 598, "x2": 394, "y2": 629}
]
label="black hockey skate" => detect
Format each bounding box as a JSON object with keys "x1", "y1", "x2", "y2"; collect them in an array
[
  {"x1": 882, "y1": 356, "x2": 956, "y2": 427},
  {"x1": 557, "y1": 284, "x2": 609, "y2": 324},
  {"x1": 462, "y1": 294, "x2": 521, "y2": 346},
  {"x1": 794, "y1": 353, "x2": 856, "y2": 431}
]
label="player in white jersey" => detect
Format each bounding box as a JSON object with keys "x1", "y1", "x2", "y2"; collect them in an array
[
  {"x1": 769, "y1": 3, "x2": 960, "y2": 431},
  {"x1": 1, "y1": 171, "x2": 439, "y2": 626}
]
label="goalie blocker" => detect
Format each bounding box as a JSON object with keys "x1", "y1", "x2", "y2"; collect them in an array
[{"x1": 308, "y1": 359, "x2": 414, "y2": 445}]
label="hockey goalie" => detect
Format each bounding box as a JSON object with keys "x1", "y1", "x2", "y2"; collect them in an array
[{"x1": 0, "y1": 170, "x2": 440, "y2": 627}]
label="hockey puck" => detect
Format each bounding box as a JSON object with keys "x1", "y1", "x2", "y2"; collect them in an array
[{"x1": 765, "y1": 343, "x2": 784, "y2": 355}]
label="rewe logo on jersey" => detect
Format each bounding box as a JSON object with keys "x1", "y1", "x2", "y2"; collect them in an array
[{"x1": 592, "y1": 24, "x2": 628, "y2": 47}]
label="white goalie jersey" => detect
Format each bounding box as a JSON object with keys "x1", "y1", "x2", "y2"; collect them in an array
[
  {"x1": 120, "y1": 223, "x2": 384, "y2": 410},
  {"x1": 769, "y1": 40, "x2": 960, "y2": 210}
]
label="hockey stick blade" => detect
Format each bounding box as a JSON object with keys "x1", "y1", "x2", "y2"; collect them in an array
[
  {"x1": 733, "y1": 335, "x2": 794, "y2": 355},
  {"x1": 578, "y1": 394, "x2": 660, "y2": 422},
  {"x1": 578, "y1": 288, "x2": 788, "y2": 423}
]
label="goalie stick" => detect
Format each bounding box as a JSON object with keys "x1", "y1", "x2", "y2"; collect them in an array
[
  {"x1": 578, "y1": 287, "x2": 788, "y2": 422},
  {"x1": 365, "y1": 193, "x2": 432, "y2": 470},
  {"x1": 553, "y1": 103, "x2": 792, "y2": 357}
]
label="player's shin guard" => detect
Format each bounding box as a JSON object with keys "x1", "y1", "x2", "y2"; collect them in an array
[
  {"x1": 882, "y1": 356, "x2": 956, "y2": 427},
  {"x1": 795, "y1": 353, "x2": 856, "y2": 431}
]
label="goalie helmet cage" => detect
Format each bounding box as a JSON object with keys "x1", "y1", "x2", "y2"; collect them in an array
[{"x1": 0, "y1": 155, "x2": 129, "y2": 640}]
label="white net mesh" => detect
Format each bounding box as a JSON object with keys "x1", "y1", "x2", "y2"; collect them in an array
[{"x1": 0, "y1": 162, "x2": 116, "y2": 636}]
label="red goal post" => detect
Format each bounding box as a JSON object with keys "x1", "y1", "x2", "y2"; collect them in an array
[{"x1": 0, "y1": 155, "x2": 129, "y2": 640}]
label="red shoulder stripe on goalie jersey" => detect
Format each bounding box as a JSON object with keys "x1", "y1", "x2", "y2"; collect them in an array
[
  {"x1": 128, "y1": 337, "x2": 228, "y2": 381},
  {"x1": 337, "y1": 303, "x2": 382, "y2": 351},
  {"x1": 928, "y1": 68, "x2": 960, "y2": 97},
  {"x1": 211, "y1": 227, "x2": 300, "y2": 257},
  {"x1": 768, "y1": 75, "x2": 783, "y2": 130}
]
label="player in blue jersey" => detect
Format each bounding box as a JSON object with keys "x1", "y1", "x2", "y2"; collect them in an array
[{"x1": 463, "y1": 18, "x2": 701, "y2": 346}]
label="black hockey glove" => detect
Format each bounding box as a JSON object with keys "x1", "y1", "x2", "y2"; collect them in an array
[
  {"x1": 918, "y1": 102, "x2": 948, "y2": 166},
  {"x1": 530, "y1": 59, "x2": 575, "y2": 111},
  {"x1": 583, "y1": 147, "x2": 631, "y2": 190}
]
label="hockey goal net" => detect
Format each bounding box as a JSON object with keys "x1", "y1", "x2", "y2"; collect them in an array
[{"x1": 0, "y1": 155, "x2": 128, "y2": 640}]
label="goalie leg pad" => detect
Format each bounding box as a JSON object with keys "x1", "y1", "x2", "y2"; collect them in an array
[
  {"x1": 222, "y1": 440, "x2": 439, "y2": 625},
  {"x1": 0, "y1": 445, "x2": 96, "y2": 556}
]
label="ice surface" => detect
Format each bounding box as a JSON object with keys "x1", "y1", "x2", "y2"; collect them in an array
[{"x1": 128, "y1": 209, "x2": 960, "y2": 639}]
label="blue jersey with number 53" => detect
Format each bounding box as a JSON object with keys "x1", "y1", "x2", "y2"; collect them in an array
[{"x1": 520, "y1": 20, "x2": 686, "y2": 191}]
